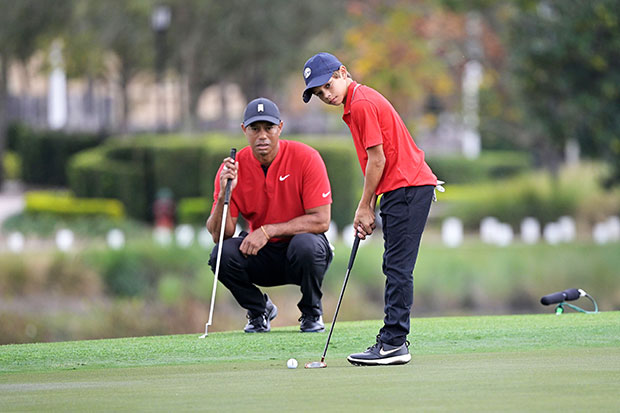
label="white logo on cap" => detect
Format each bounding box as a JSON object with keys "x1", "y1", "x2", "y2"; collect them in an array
[
  {"x1": 304, "y1": 67, "x2": 311, "y2": 79},
  {"x1": 257, "y1": 103, "x2": 264, "y2": 112}
]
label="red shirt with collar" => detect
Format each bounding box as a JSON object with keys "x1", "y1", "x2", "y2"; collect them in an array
[
  {"x1": 212, "y1": 140, "x2": 332, "y2": 241},
  {"x1": 342, "y1": 81, "x2": 437, "y2": 195}
]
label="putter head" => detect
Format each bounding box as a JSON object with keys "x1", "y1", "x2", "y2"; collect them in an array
[
  {"x1": 304, "y1": 361, "x2": 327, "y2": 369},
  {"x1": 199, "y1": 324, "x2": 209, "y2": 338}
]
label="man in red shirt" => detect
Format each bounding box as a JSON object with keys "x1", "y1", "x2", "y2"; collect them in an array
[
  {"x1": 302, "y1": 52, "x2": 438, "y2": 365},
  {"x1": 206, "y1": 97, "x2": 333, "y2": 333}
]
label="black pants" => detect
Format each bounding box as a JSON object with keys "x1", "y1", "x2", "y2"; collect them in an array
[
  {"x1": 209, "y1": 233, "x2": 333, "y2": 318},
  {"x1": 378, "y1": 185, "x2": 434, "y2": 346}
]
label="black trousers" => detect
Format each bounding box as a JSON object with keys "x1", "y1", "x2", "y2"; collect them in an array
[
  {"x1": 209, "y1": 233, "x2": 333, "y2": 318},
  {"x1": 378, "y1": 185, "x2": 434, "y2": 346}
]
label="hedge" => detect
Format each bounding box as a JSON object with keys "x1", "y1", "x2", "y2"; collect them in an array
[
  {"x1": 426, "y1": 151, "x2": 531, "y2": 184},
  {"x1": 177, "y1": 197, "x2": 209, "y2": 225},
  {"x1": 65, "y1": 132, "x2": 532, "y2": 230},
  {"x1": 151, "y1": 137, "x2": 211, "y2": 200},
  {"x1": 24, "y1": 190, "x2": 125, "y2": 219},
  {"x1": 298, "y1": 137, "x2": 362, "y2": 231},
  {"x1": 67, "y1": 134, "x2": 361, "y2": 229},
  {"x1": 14, "y1": 125, "x2": 104, "y2": 186},
  {"x1": 68, "y1": 143, "x2": 148, "y2": 219},
  {"x1": 199, "y1": 136, "x2": 258, "y2": 202}
]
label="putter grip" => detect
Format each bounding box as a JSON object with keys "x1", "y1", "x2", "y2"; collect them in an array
[
  {"x1": 223, "y1": 148, "x2": 236, "y2": 204},
  {"x1": 348, "y1": 236, "x2": 361, "y2": 269},
  {"x1": 540, "y1": 288, "x2": 581, "y2": 305}
]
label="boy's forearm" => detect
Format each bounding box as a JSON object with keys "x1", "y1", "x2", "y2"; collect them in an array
[{"x1": 361, "y1": 145, "x2": 385, "y2": 207}]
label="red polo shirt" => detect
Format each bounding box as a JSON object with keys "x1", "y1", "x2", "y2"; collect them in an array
[
  {"x1": 342, "y1": 81, "x2": 437, "y2": 195},
  {"x1": 212, "y1": 140, "x2": 332, "y2": 241}
]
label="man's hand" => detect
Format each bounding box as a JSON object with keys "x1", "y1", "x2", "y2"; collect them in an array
[
  {"x1": 218, "y1": 157, "x2": 238, "y2": 199},
  {"x1": 239, "y1": 229, "x2": 269, "y2": 256},
  {"x1": 354, "y1": 203, "x2": 376, "y2": 240}
]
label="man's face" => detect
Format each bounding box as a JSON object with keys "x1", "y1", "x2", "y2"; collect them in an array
[
  {"x1": 312, "y1": 68, "x2": 349, "y2": 106},
  {"x1": 242, "y1": 121, "x2": 282, "y2": 159}
]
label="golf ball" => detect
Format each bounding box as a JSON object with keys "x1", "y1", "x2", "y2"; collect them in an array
[{"x1": 286, "y1": 358, "x2": 298, "y2": 369}]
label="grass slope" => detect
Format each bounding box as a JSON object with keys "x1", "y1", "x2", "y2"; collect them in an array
[{"x1": 1, "y1": 312, "x2": 619, "y2": 412}]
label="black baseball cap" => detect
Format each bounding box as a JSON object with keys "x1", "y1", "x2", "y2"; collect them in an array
[
  {"x1": 302, "y1": 52, "x2": 343, "y2": 103},
  {"x1": 243, "y1": 97, "x2": 281, "y2": 126}
]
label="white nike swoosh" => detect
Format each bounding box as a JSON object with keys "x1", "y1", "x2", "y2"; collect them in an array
[
  {"x1": 279, "y1": 174, "x2": 290, "y2": 181},
  {"x1": 379, "y1": 347, "x2": 401, "y2": 356},
  {"x1": 322, "y1": 191, "x2": 331, "y2": 198}
]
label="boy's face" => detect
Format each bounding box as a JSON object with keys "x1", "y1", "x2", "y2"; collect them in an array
[{"x1": 312, "y1": 67, "x2": 349, "y2": 106}]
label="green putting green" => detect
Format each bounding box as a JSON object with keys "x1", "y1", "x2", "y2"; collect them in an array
[{"x1": 1, "y1": 313, "x2": 619, "y2": 411}]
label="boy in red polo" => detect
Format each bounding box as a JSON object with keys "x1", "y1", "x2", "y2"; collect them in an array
[
  {"x1": 206, "y1": 97, "x2": 333, "y2": 333},
  {"x1": 302, "y1": 52, "x2": 438, "y2": 365}
]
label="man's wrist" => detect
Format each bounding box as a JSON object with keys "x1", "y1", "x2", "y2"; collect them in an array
[{"x1": 260, "y1": 225, "x2": 271, "y2": 241}]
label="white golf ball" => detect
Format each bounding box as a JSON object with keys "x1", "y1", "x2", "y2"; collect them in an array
[{"x1": 286, "y1": 358, "x2": 298, "y2": 369}]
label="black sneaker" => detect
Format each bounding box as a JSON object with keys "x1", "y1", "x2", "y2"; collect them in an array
[
  {"x1": 244, "y1": 294, "x2": 278, "y2": 333},
  {"x1": 347, "y1": 335, "x2": 411, "y2": 366},
  {"x1": 299, "y1": 314, "x2": 325, "y2": 333}
]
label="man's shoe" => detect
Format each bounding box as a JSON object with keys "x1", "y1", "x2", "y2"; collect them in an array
[
  {"x1": 347, "y1": 335, "x2": 411, "y2": 366},
  {"x1": 244, "y1": 294, "x2": 278, "y2": 333},
  {"x1": 299, "y1": 314, "x2": 325, "y2": 333}
]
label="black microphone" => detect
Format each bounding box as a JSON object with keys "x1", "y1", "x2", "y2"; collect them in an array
[{"x1": 540, "y1": 288, "x2": 582, "y2": 305}]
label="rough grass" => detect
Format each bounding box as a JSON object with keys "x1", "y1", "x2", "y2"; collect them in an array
[{"x1": 1, "y1": 313, "x2": 619, "y2": 412}]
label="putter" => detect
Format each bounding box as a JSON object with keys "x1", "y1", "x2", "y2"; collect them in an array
[
  {"x1": 200, "y1": 148, "x2": 236, "y2": 338},
  {"x1": 305, "y1": 235, "x2": 361, "y2": 368}
]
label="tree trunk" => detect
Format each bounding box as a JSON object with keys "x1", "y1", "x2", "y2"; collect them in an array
[
  {"x1": 0, "y1": 52, "x2": 9, "y2": 186},
  {"x1": 188, "y1": 80, "x2": 201, "y2": 132},
  {"x1": 179, "y1": 73, "x2": 192, "y2": 132},
  {"x1": 119, "y1": 66, "x2": 130, "y2": 134}
]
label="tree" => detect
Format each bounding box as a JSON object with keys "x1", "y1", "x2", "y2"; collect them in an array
[
  {"x1": 340, "y1": 1, "x2": 462, "y2": 122},
  {"x1": 508, "y1": 0, "x2": 620, "y2": 182},
  {"x1": 0, "y1": 0, "x2": 71, "y2": 186},
  {"x1": 166, "y1": 0, "x2": 228, "y2": 131},
  {"x1": 63, "y1": 0, "x2": 154, "y2": 133},
  {"x1": 167, "y1": 0, "x2": 345, "y2": 131}
]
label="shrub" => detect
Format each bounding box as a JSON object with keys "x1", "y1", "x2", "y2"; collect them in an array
[
  {"x1": 151, "y1": 136, "x2": 216, "y2": 200},
  {"x1": 177, "y1": 197, "x2": 210, "y2": 225},
  {"x1": 15, "y1": 126, "x2": 104, "y2": 186},
  {"x1": 68, "y1": 143, "x2": 148, "y2": 220},
  {"x1": 67, "y1": 133, "x2": 362, "y2": 229},
  {"x1": 82, "y1": 241, "x2": 208, "y2": 297},
  {"x1": 299, "y1": 137, "x2": 362, "y2": 231},
  {"x1": 2, "y1": 150, "x2": 21, "y2": 180},
  {"x1": 438, "y1": 162, "x2": 619, "y2": 228},
  {"x1": 199, "y1": 136, "x2": 248, "y2": 201},
  {"x1": 6, "y1": 122, "x2": 28, "y2": 151},
  {"x1": 426, "y1": 151, "x2": 531, "y2": 184},
  {"x1": 24, "y1": 190, "x2": 125, "y2": 219}
]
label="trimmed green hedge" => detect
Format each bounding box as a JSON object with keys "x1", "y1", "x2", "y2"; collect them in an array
[
  {"x1": 67, "y1": 134, "x2": 361, "y2": 229},
  {"x1": 426, "y1": 151, "x2": 531, "y2": 184},
  {"x1": 198, "y1": 136, "x2": 248, "y2": 202},
  {"x1": 25, "y1": 190, "x2": 125, "y2": 219},
  {"x1": 14, "y1": 125, "x2": 104, "y2": 186},
  {"x1": 300, "y1": 137, "x2": 362, "y2": 231},
  {"x1": 68, "y1": 143, "x2": 148, "y2": 219},
  {"x1": 66, "y1": 133, "x2": 533, "y2": 230},
  {"x1": 437, "y1": 163, "x2": 619, "y2": 229},
  {"x1": 177, "y1": 197, "x2": 209, "y2": 225}
]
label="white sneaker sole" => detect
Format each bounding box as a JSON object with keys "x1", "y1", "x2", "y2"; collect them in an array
[{"x1": 347, "y1": 353, "x2": 411, "y2": 366}]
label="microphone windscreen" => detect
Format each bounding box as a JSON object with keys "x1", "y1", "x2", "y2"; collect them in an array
[
  {"x1": 562, "y1": 288, "x2": 581, "y2": 301},
  {"x1": 540, "y1": 291, "x2": 566, "y2": 305}
]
